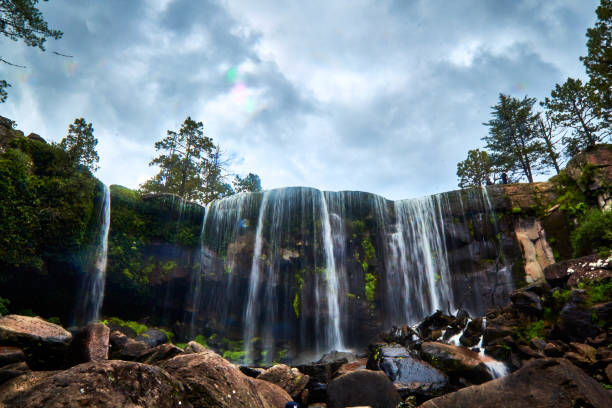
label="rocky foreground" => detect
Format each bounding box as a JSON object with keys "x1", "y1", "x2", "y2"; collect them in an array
[{"x1": 1, "y1": 256, "x2": 612, "y2": 407}]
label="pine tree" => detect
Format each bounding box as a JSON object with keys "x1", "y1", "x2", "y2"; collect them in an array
[
  {"x1": 580, "y1": 0, "x2": 612, "y2": 125},
  {"x1": 140, "y1": 117, "x2": 233, "y2": 203},
  {"x1": 59, "y1": 118, "x2": 99, "y2": 172},
  {"x1": 233, "y1": 173, "x2": 262, "y2": 193},
  {"x1": 482, "y1": 94, "x2": 544, "y2": 183},
  {"x1": 456, "y1": 149, "x2": 492, "y2": 188},
  {"x1": 541, "y1": 78, "x2": 609, "y2": 156}
]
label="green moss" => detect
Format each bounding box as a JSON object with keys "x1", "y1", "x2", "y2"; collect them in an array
[
  {"x1": 517, "y1": 320, "x2": 546, "y2": 341},
  {"x1": 194, "y1": 334, "x2": 207, "y2": 347},
  {"x1": 293, "y1": 293, "x2": 300, "y2": 318},
  {"x1": 365, "y1": 272, "x2": 377, "y2": 303},
  {"x1": 107, "y1": 317, "x2": 148, "y2": 336},
  {"x1": 0, "y1": 297, "x2": 9, "y2": 315},
  {"x1": 511, "y1": 207, "x2": 522, "y2": 214},
  {"x1": 159, "y1": 328, "x2": 174, "y2": 342},
  {"x1": 222, "y1": 350, "x2": 246, "y2": 362}
]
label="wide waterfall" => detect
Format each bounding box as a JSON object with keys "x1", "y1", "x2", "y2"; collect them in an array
[
  {"x1": 78, "y1": 184, "x2": 111, "y2": 324},
  {"x1": 186, "y1": 186, "x2": 513, "y2": 363}
]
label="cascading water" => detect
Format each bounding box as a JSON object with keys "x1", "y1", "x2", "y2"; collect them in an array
[
  {"x1": 79, "y1": 184, "x2": 111, "y2": 324},
  {"x1": 319, "y1": 190, "x2": 344, "y2": 351},
  {"x1": 185, "y1": 186, "x2": 511, "y2": 362}
]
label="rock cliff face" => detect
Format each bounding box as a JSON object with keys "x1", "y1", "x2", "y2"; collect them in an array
[{"x1": 99, "y1": 180, "x2": 566, "y2": 363}]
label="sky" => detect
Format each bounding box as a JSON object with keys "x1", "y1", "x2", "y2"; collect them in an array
[{"x1": 0, "y1": 0, "x2": 600, "y2": 200}]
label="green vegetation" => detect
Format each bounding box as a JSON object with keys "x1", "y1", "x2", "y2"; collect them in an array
[
  {"x1": 233, "y1": 173, "x2": 262, "y2": 193},
  {"x1": 59, "y1": 118, "x2": 99, "y2": 172},
  {"x1": 194, "y1": 334, "x2": 207, "y2": 347},
  {"x1": 571, "y1": 208, "x2": 612, "y2": 257},
  {"x1": 365, "y1": 273, "x2": 377, "y2": 303},
  {"x1": 0, "y1": 297, "x2": 9, "y2": 315},
  {"x1": 517, "y1": 320, "x2": 547, "y2": 341},
  {"x1": 222, "y1": 350, "x2": 246, "y2": 362},
  {"x1": 578, "y1": 279, "x2": 612, "y2": 305},
  {"x1": 456, "y1": 149, "x2": 492, "y2": 188},
  {"x1": 102, "y1": 317, "x2": 148, "y2": 336}
]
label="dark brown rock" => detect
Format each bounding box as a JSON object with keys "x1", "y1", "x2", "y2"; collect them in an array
[
  {"x1": 0, "y1": 315, "x2": 72, "y2": 369},
  {"x1": 135, "y1": 328, "x2": 168, "y2": 347},
  {"x1": 137, "y1": 343, "x2": 184, "y2": 365},
  {"x1": 543, "y1": 342, "x2": 563, "y2": 357},
  {"x1": 0, "y1": 346, "x2": 25, "y2": 367},
  {"x1": 0, "y1": 360, "x2": 186, "y2": 407},
  {"x1": 109, "y1": 330, "x2": 149, "y2": 360},
  {"x1": 557, "y1": 290, "x2": 600, "y2": 342},
  {"x1": 419, "y1": 358, "x2": 612, "y2": 408},
  {"x1": 459, "y1": 318, "x2": 483, "y2": 347},
  {"x1": 606, "y1": 364, "x2": 612, "y2": 383},
  {"x1": 251, "y1": 377, "x2": 292, "y2": 408},
  {"x1": 71, "y1": 322, "x2": 110, "y2": 364},
  {"x1": 256, "y1": 363, "x2": 309, "y2": 400},
  {"x1": 160, "y1": 350, "x2": 268, "y2": 408},
  {"x1": 510, "y1": 289, "x2": 542, "y2": 317},
  {"x1": 184, "y1": 340, "x2": 207, "y2": 353},
  {"x1": 0, "y1": 361, "x2": 29, "y2": 383},
  {"x1": 336, "y1": 357, "x2": 368, "y2": 377},
  {"x1": 327, "y1": 369, "x2": 401, "y2": 408},
  {"x1": 420, "y1": 342, "x2": 495, "y2": 384}
]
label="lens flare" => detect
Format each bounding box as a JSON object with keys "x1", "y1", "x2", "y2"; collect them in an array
[
  {"x1": 240, "y1": 218, "x2": 249, "y2": 229},
  {"x1": 226, "y1": 67, "x2": 238, "y2": 84},
  {"x1": 65, "y1": 61, "x2": 77, "y2": 76},
  {"x1": 510, "y1": 82, "x2": 527, "y2": 94}
]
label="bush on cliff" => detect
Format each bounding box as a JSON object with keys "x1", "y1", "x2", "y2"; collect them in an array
[{"x1": 571, "y1": 208, "x2": 612, "y2": 257}]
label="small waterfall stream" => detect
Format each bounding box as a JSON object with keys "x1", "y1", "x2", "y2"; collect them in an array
[{"x1": 80, "y1": 184, "x2": 111, "y2": 324}]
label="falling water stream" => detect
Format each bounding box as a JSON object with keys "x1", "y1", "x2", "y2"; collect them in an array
[{"x1": 80, "y1": 184, "x2": 111, "y2": 324}]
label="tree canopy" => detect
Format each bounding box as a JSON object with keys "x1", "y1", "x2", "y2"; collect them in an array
[
  {"x1": 233, "y1": 173, "x2": 262, "y2": 193},
  {"x1": 0, "y1": 0, "x2": 63, "y2": 102},
  {"x1": 482, "y1": 94, "x2": 544, "y2": 183},
  {"x1": 456, "y1": 149, "x2": 492, "y2": 188},
  {"x1": 59, "y1": 118, "x2": 99, "y2": 172},
  {"x1": 541, "y1": 77, "x2": 609, "y2": 156},
  {"x1": 581, "y1": 0, "x2": 612, "y2": 125},
  {"x1": 139, "y1": 116, "x2": 258, "y2": 204}
]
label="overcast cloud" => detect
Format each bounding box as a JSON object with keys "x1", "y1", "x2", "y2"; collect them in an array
[{"x1": 0, "y1": 0, "x2": 599, "y2": 199}]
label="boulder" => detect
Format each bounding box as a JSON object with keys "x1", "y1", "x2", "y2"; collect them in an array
[
  {"x1": 184, "y1": 340, "x2": 207, "y2": 353},
  {"x1": 251, "y1": 377, "x2": 293, "y2": 408},
  {"x1": 0, "y1": 360, "x2": 186, "y2": 407},
  {"x1": 137, "y1": 343, "x2": 184, "y2": 365},
  {"x1": 336, "y1": 357, "x2": 368, "y2": 377},
  {"x1": 416, "y1": 311, "x2": 456, "y2": 340},
  {"x1": 557, "y1": 290, "x2": 600, "y2": 342},
  {"x1": 239, "y1": 365, "x2": 265, "y2": 378},
  {"x1": 160, "y1": 349, "x2": 269, "y2": 408},
  {"x1": 70, "y1": 322, "x2": 110, "y2": 364},
  {"x1": 109, "y1": 330, "x2": 149, "y2": 360},
  {"x1": 257, "y1": 363, "x2": 309, "y2": 400},
  {"x1": 0, "y1": 315, "x2": 72, "y2": 369},
  {"x1": 327, "y1": 369, "x2": 401, "y2": 408},
  {"x1": 544, "y1": 255, "x2": 612, "y2": 287},
  {"x1": 0, "y1": 361, "x2": 29, "y2": 383},
  {"x1": 0, "y1": 346, "x2": 25, "y2": 367},
  {"x1": 136, "y1": 328, "x2": 168, "y2": 348},
  {"x1": 420, "y1": 342, "x2": 495, "y2": 384},
  {"x1": 370, "y1": 345, "x2": 448, "y2": 398},
  {"x1": 317, "y1": 350, "x2": 356, "y2": 364},
  {"x1": 510, "y1": 289, "x2": 543, "y2": 317},
  {"x1": 420, "y1": 358, "x2": 612, "y2": 408},
  {"x1": 458, "y1": 318, "x2": 483, "y2": 347}
]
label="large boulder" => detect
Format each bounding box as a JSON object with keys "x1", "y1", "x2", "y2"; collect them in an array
[
  {"x1": 251, "y1": 378, "x2": 293, "y2": 408},
  {"x1": 420, "y1": 342, "x2": 496, "y2": 384},
  {"x1": 70, "y1": 322, "x2": 110, "y2": 364},
  {"x1": 420, "y1": 358, "x2": 612, "y2": 408},
  {"x1": 0, "y1": 315, "x2": 72, "y2": 369},
  {"x1": 327, "y1": 369, "x2": 401, "y2": 408},
  {"x1": 557, "y1": 290, "x2": 600, "y2": 342},
  {"x1": 0, "y1": 360, "x2": 186, "y2": 407},
  {"x1": 137, "y1": 343, "x2": 184, "y2": 365},
  {"x1": 109, "y1": 330, "x2": 149, "y2": 360},
  {"x1": 184, "y1": 340, "x2": 207, "y2": 354},
  {"x1": 160, "y1": 350, "x2": 270, "y2": 408},
  {"x1": 256, "y1": 363, "x2": 309, "y2": 400},
  {"x1": 136, "y1": 328, "x2": 168, "y2": 348},
  {"x1": 370, "y1": 345, "x2": 448, "y2": 398}
]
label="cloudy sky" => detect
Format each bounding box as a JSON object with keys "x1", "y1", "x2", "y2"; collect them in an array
[{"x1": 0, "y1": 0, "x2": 600, "y2": 200}]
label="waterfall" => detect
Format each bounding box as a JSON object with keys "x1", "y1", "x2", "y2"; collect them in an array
[
  {"x1": 183, "y1": 186, "x2": 510, "y2": 362},
  {"x1": 383, "y1": 195, "x2": 454, "y2": 324},
  {"x1": 244, "y1": 191, "x2": 269, "y2": 362},
  {"x1": 319, "y1": 190, "x2": 344, "y2": 351},
  {"x1": 81, "y1": 184, "x2": 111, "y2": 324}
]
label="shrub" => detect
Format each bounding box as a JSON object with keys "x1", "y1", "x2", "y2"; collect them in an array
[
  {"x1": 571, "y1": 209, "x2": 612, "y2": 257},
  {"x1": 0, "y1": 297, "x2": 9, "y2": 315}
]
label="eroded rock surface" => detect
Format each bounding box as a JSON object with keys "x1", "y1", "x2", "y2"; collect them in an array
[
  {"x1": 256, "y1": 363, "x2": 309, "y2": 400},
  {"x1": 327, "y1": 369, "x2": 401, "y2": 408},
  {"x1": 420, "y1": 358, "x2": 612, "y2": 408}
]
